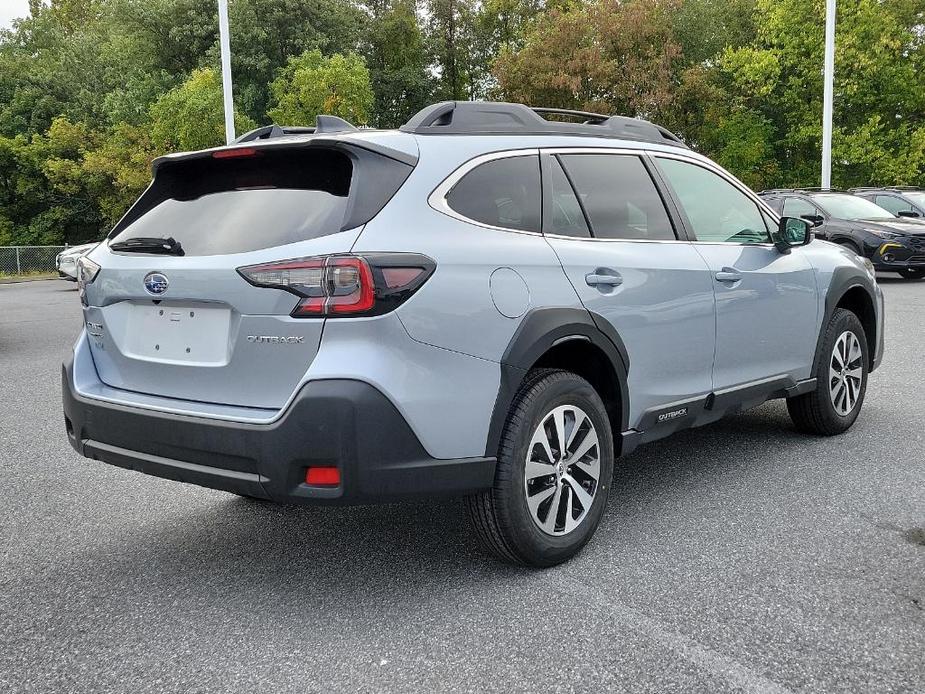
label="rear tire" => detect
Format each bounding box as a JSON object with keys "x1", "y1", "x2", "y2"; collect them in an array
[
  {"x1": 466, "y1": 369, "x2": 614, "y2": 567},
  {"x1": 787, "y1": 308, "x2": 868, "y2": 436},
  {"x1": 898, "y1": 269, "x2": 925, "y2": 280}
]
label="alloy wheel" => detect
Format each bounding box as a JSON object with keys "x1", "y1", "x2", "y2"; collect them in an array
[
  {"x1": 829, "y1": 330, "x2": 863, "y2": 416},
  {"x1": 524, "y1": 405, "x2": 601, "y2": 536}
]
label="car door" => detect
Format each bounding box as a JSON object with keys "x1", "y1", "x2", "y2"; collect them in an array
[
  {"x1": 541, "y1": 150, "x2": 716, "y2": 429},
  {"x1": 652, "y1": 155, "x2": 818, "y2": 391}
]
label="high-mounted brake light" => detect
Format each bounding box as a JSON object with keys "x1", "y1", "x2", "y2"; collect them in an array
[
  {"x1": 237, "y1": 253, "x2": 435, "y2": 318},
  {"x1": 212, "y1": 147, "x2": 258, "y2": 159}
]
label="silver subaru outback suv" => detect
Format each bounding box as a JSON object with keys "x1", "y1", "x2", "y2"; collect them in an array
[{"x1": 64, "y1": 102, "x2": 884, "y2": 566}]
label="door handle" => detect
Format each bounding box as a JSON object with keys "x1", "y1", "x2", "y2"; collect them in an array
[
  {"x1": 714, "y1": 269, "x2": 742, "y2": 283},
  {"x1": 585, "y1": 271, "x2": 623, "y2": 287}
]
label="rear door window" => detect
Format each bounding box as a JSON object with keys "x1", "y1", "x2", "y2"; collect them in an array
[
  {"x1": 556, "y1": 154, "x2": 676, "y2": 240},
  {"x1": 110, "y1": 148, "x2": 354, "y2": 256},
  {"x1": 446, "y1": 155, "x2": 541, "y2": 232}
]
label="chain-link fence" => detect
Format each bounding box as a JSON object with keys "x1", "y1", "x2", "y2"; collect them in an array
[{"x1": 0, "y1": 246, "x2": 67, "y2": 277}]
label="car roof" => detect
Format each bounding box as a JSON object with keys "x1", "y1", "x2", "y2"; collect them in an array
[{"x1": 153, "y1": 102, "x2": 695, "y2": 174}]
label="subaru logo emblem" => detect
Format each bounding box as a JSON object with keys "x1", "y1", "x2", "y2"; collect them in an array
[{"x1": 143, "y1": 272, "x2": 169, "y2": 296}]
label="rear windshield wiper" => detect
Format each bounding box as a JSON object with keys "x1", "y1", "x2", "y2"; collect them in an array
[{"x1": 109, "y1": 236, "x2": 185, "y2": 256}]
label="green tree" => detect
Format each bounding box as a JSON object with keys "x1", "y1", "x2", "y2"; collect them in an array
[
  {"x1": 366, "y1": 0, "x2": 431, "y2": 127},
  {"x1": 216, "y1": 0, "x2": 365, "y2": 122},
  {"x1": 267, "y1": 49, "x2": 374, "y2": 125},
  {"x1": 493, "y1": 0, "x2": 682, "y2": 117},
  {"x1": 149, "y1": 67, "x2": 255, "y2": 151},
  {"x1": 425, "y1": 0, "x2": 479, "y2": 100}
]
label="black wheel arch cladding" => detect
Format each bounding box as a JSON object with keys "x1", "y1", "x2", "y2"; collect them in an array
[
  {"x1": 815, "y1": 267, "x2": 879, "y2": 373},
  {"x1": 485, "y1": 307, "x2": 630, "y2": 458}
]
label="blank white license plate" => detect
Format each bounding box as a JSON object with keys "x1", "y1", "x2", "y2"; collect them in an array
[{"x1": 122, "y1": 303, "x2": 232, "y2": 365}]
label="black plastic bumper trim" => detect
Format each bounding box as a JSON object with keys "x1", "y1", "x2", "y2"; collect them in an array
[{"x1": 63, "y1": 358, "x2": 495, "y2": 505}]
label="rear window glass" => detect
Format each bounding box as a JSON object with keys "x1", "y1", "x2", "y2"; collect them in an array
[
  {"x1": 446, "y1": 155, "x2": 541, "y2": 232},
  {"x1": 110, "y1": 149, "x2": 352, "y2": 256}
]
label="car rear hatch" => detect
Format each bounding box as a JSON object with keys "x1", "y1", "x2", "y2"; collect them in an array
[{"x1": 81, "y1": 138, "x2": 415, "y2": 410}]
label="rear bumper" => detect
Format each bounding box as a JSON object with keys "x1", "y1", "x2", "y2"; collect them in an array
[{"x1": 62, "y1": 358, "x2": 495, "y2": 505}]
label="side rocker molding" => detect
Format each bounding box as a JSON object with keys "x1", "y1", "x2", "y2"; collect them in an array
[{"x1": 484, "y1": 308, "x2": 630, "y2": 458}]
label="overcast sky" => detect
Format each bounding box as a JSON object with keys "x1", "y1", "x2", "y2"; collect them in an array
[{"x1": 0, "y1": 0, "x2": 31, "y2": 30}]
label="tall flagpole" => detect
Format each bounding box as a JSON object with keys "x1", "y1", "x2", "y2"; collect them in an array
[
  {"x1": 821, "y1": 0, "x2": 836, "y2": 188},
  {"x1": 218, "y1": 0, "x2": 235, "y2": 144}
]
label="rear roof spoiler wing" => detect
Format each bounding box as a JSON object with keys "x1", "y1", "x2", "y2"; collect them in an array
[{"x1": 152, "y1": 131, "x2": 418, "y2": 174}]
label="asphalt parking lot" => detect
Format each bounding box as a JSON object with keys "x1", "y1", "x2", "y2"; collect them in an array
[{"x1": 1, "y1": 278, "x2": 923, "y2": 693}]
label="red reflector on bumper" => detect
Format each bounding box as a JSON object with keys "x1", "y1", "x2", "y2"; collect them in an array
[{"x1": 305, "y1": 467, "x2": 340, "y2": 486}]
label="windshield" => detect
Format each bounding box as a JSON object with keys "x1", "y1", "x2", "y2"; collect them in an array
[
  {"x1": 904, "y1": 192, "x2": 925, "y2": 207},
  {"x1": 813, "y1": 193, "x2": 895, "y2": 220}
]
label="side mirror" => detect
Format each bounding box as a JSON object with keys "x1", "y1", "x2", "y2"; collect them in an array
[
  {"x1": 774, "y1": 217, "x2": 812, "y2": 253},
  {"x1": 800, "y1": 214, "x2": 824, "y2": 227},
  {"x1": 897, "y1": 210, "x2": 920, "y2": 218}
]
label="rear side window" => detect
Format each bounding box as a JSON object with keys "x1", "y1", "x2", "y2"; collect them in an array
[
  {"x1": 446, "y1": 155, "x2": 541, "y2": 232},
  {"x1": 557, "y1": 154, "x2": 676, "y2": 241},
  {"x1": 111, "y1": 149, "x2": 357, "y2": 256}
]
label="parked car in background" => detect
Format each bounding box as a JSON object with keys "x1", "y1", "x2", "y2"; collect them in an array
[
  {"x1": 64, "y1": 102, "x2": 883, "y2": 566},
  {"x1": 760, "y1": 189, "x2": 925, "y2": 279},
  {"x1": 849, "y1": 187, "x2": 925, "y2": 219},
  {"x1": 56, "y1": 243, "x2": 99, "y2": 280}
]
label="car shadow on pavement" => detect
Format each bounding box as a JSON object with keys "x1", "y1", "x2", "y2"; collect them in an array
[{"x1": 31, "y1": 401, "x2": 821, "y2": 609}]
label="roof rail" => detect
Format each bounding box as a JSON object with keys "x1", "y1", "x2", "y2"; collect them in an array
[
  {"x1": 233, "y1": 115, "x2": 358, "y2": 143},
  {"x1": 759, "y1": 187, "x2": 845, "y2": 195},
  {"x1": 848, "y1": 185, "x2": 923, "y2": 193},
  {"x1": 400, "y1": 101, "x2": 686, "y2": 148}
]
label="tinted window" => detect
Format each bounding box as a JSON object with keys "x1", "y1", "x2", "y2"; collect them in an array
[
  {"x1": 782, "y1": 197, "x2": 818, "y2": 218},
  {"x1": 542, "y1": 156, "x2": 590, "y2": 238},
  {"x1": 875, "y1": 195, "x2": 912, "y2": 215},
  {"x1": 657, "y1": 158, "x2": 770, "y2": 244},
  {"x1": 558, "y1": 154, "x2": 675, "y2": 240},
  {"x1": 110, "y1": 149, "x2": 355, "y2": 256},
  {"x1": 447, "y1": 155, "x2": 541, "y2": 231}
]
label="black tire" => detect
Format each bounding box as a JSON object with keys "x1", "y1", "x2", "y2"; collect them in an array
[
  {"x1": 787, "y1": 308, "x2": 868, "y2": 436},
  {"x1": 898, "y1": 269, "x2": 925, "y2": 280},
  {"x1": 465, "y1": 369, "x2": 614, "y2": 567}
]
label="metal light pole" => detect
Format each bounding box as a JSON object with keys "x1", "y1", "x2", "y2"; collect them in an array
[
  {"x1": 821, "y1": 0, "x2": 836, "y2": 188},
  {"x1": 218, "y1": 0, "x2": 235, "y2": 144}
]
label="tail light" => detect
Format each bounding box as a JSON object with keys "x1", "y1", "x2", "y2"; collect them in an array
[
  {"x1": 76, "y1": 256, "x2": 101, "y2": 306},
  {"x1": 237, "y1": 253, "x2": 435, "y2": 318}
]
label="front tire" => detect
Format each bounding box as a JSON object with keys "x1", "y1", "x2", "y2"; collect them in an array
[
  {"x1": 787, "y1": 308, "x2": 868, "y2": 435},
  {"x1": 466, "y1": 369, "x2": 614, "y2": 567}
]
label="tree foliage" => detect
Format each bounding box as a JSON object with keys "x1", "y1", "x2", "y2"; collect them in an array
[
  {"x1": 2, "y1": 0, "x2": 925, "y2": 245},
  {"x1": 268, "y1": 49, "x2": 374, "y2": 125}
]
